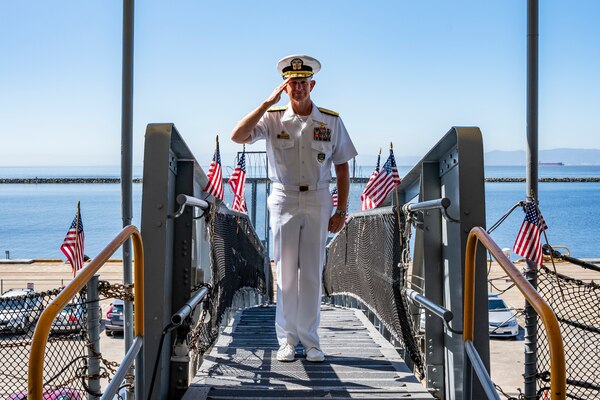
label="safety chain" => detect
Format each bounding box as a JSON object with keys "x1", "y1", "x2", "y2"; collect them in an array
[
  {"x1": 495, "y1": 383, "x2": 526, "y2": 400},
  {"x1": 85, "y1": 340, "x2": 121, "y2": 377},
  {"x1": 98, "y1": 280, "x2": 135, "y2": 301},
  {"x1": 188, "y1": 202, "x2": 221, "y2": 355},
  {"x1": 78, "y1": 280, "x2": 134, "y2": 301},
  {"x1": 400, "y1": 204, "x2": 415, "y2": 269},
  {"x1": 42, "y1": 289, "x2": 123, "y2": 397},
  {"x1": 187, "y1": 283, "x2": 218, "y2": 354},
  {"x1": 67, "y1": 315, "x2": 123, "y2": 397}
]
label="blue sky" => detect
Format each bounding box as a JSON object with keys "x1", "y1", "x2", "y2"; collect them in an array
[{"x1": 1, "y1": 1, "x2": 598, "y2": 168}]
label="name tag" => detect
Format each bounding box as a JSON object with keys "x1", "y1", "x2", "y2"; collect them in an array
[
  {"x1": 313, "y1": 127, "x2": 331, "y2": 142},
  {"x1": 277, "y1": 131, "x2": 290, "y2": 139}
]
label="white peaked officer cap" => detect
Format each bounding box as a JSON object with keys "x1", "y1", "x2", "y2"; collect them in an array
[{"x1": 277, "y1": 54, "x2": 321, "y2": 79}]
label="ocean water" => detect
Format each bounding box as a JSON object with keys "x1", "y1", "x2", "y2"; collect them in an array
[{"x1": 1, "y1": 166, "x2": 599, "y2": 259}]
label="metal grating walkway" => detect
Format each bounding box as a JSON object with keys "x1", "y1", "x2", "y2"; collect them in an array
[{"x1": 183, "y1": 305, "x2": 433, "y2": 399}]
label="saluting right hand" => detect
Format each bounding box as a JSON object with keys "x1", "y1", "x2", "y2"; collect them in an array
[{"x1": 265, "y1": 78, "x2": 291, "y2": 107}]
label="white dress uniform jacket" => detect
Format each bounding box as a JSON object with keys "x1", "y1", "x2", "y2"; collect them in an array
[{"x1": 249, "y1": 103, "x2": 357, "y2": 350}]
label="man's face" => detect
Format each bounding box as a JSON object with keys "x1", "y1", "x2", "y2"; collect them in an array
[{"x1": 284, "y1": 77, "x2": 315, "y2": 102}]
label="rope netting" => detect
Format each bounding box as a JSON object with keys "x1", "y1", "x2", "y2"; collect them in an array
[
  {"x1": 535, "y1": 264, "x2": 600, "y2": 399},
  {"x1": 324, "y1": 206, "x2": 425, "y2": 376},
  {"x1": 188, "y1": 208, "x2": 267, "y2": 355}
]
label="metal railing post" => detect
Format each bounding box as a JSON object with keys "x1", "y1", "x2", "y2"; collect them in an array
[
  {"x1": 525, "y1": 1, "x2": 540, "y2": 396},
  {"x1": 86, "y1": 275, "x2": 101, "y2": 399},
  {"x1": 251, "y1": 179, "x2": 258, "y2": 227}
]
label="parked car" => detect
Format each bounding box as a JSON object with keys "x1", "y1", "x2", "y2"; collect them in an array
[
  {"x1": 7, "y1": 387, "x2": 82, "y2": 400},
  {"x1": 105, "y1": 299, "x2": 125, "y2": 336},
  {"x1": 488, "y1": 293, "x2": 519, "y2": 338},
  {"x1": 51, "y1": 302, "x2": 85, "y2": 334},
  {"x1": 0, "y1": 288, "x2": 41, "y2": 334}
]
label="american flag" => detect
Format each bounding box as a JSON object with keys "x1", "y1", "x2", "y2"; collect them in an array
[
  {"x1": 204, "y1": 136, "x2": 224, "y2": 201},
  {"x1": 361, "y1": 148, "x2": 401, "y2": 208},
  {"x1": 60, "y1": 206, "x2": 85, "y2": 275},
  {"x1": 360, "y1": 152, "x2": 380, "y2": 211},
  {"x1": 331, "y1": 187, "x2": 338, "y2": 207},
  {"x1": 229, "y1": 149, "x2": 247, "y2": 212},
  {"x1": 513, "y1": 202, "x2": 548, "y2": 266}
]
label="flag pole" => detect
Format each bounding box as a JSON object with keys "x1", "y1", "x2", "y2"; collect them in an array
[
  {"x1": 210, "y1": 134, "x2": 219, "y2": 240},
  {"x1": 73, "y1": 201, "x2": 81, "y2": 277},
  {"x1": 235, "y1": 144, "x2": 246, "y2": 232},
  {"x1": 391, "y1": 143, "x2": 404, "y2": 249}
]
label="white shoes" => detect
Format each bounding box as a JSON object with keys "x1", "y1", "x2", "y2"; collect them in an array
[
  {"x1": 305, "y1": 347, "x2": 325, "y2": 362},
  {"x1": 277, "y1": 343, "x2": 325, "y2": 362},
  {"x1": 277, "y1": 343, "x2": 296, "y2": 362}
]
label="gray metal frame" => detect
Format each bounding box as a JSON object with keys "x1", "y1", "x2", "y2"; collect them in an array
[
  {"x1": 140, "y1": 124, "x2": 268, "y2": 399},
  {"x1": 392, "y1": 127, "x2": 488, "y2": 400},
  {"x1": 140, "y1": 124, "x2": 212, "y2": 400}
]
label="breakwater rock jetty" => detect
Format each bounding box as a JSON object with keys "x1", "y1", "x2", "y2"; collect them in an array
[
  {"x1": 0, "y1": 177, "x2": 599, "y2": 184},
  {"x1": 486, "y1": 177, "x2": 600, "y2": 182},
  {"x1": 0, "y1": 178, "x2": 143, "y2": 184}
]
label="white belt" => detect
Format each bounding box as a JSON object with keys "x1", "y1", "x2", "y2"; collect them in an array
[{"x1": 273, "y1": 182, "x2": 330, "y2": 192}]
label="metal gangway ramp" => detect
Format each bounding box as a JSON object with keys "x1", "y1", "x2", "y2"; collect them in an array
[
  {"x1": 184, "y1": 305, "x2": 433, "y2": 399},
  {"x1": 140, "y1": 124, "x2": 500, "y2": 399}
]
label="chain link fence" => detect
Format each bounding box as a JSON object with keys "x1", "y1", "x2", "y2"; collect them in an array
[
  {"x1": 0, "y1": 282, "x2": 133, "y2": 399},
  {"x1": 0, "y1": 288, "x2": 88, "y2": 398}
]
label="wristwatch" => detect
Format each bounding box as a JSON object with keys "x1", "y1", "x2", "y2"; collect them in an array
[{"x1": 335, "y1": 209, "x2": 347, "y2": 217}]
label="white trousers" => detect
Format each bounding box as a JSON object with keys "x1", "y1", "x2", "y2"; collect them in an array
[{"x1": 268, "y1": 186, "x2": 333, "y2": 350}]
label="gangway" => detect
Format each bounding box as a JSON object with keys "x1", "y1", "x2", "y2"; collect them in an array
[{"x1": 185, "y1": 305, "x2": 433, "y2": 399}]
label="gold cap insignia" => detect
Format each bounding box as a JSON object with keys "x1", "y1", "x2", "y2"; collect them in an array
[{"x1": 291, "y1": 58, "x2": 303, "y2": 70}]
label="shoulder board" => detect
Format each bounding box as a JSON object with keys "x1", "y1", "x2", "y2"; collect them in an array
[
  {"x1": 318, "y1": 107, "x2": 339, "y2": 117},
  {"x1": 268, "y1": 106, "x2": 287, "y2": 112}
]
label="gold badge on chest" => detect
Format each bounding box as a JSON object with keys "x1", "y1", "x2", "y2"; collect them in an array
[{"x1": 277, "y1": 131, "x2": 290, "y2": 139}]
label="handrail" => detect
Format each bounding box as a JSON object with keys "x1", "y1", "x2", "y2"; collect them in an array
[
  {"x1": 405, "y1": 288, "x2": 462, "y2": 334},
  {"x1": 464, "y1": 227, "x2": 566, "y2": 399},
  {"x1": 169, "y1": 193, "x2": 210, "y2": 218},
  {"x1": 28, "y1": 225, "x2": 144, "y2": 400}
]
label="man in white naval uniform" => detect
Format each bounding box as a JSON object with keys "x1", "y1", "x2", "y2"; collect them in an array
[{"x1": 231, "y1": 54, "x2": 357, "y2": 362}]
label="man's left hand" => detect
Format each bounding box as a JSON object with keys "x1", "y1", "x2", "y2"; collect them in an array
[{"x1": 328, "y1": 214, "x2": 345, "y2": 233}]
